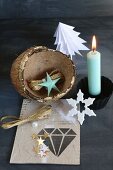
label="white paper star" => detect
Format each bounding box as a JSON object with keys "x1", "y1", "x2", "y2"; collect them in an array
[{"x1": 66, "y1": 90, "x2": 96, "y2": 125}]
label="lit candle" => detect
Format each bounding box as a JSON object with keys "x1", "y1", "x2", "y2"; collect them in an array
[{"x1": 87, "y1": 35, "x2": 101, "y2": 95}]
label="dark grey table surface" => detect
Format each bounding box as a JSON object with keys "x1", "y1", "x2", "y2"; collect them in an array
[{"x1": 0, "y1": 17, "x2": 113, "y2": 170}]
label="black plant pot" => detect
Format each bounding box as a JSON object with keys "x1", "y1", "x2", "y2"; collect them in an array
[{"x1": 77, "y1": 76, "x2": 113, "y2": 110}]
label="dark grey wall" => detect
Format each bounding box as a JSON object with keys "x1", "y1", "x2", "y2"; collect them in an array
[{"x1": 0, "y1": 0, "x2": 113, "y2": 19}]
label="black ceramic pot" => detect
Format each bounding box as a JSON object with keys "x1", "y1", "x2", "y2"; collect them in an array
[{"x1": 77, "y1": 76, "x2": 113, "y2": 110}]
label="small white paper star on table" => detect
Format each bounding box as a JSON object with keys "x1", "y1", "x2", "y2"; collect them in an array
[
  {"x1": 38, "y1": 72, "x2": 60, "y2": 96},
  {"x1": 67, "y1": 89, "x2": 96, "y2": 125}
]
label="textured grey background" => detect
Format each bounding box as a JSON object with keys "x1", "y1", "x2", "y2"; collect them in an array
[
  {"x1": 0, "y1": 1, "x2": 113, "y2": 170},
  {"x1": 0, "y1": 0, "x2": 113, "y2": 18}
]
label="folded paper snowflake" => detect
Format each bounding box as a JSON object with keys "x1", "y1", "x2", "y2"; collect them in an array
[{"x1": 67, "y1": 90, "x2": 96, "y2": 125}]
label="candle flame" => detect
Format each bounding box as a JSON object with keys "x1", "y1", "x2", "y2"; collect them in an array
[{"x1": 92, "y1": 35, "x2": 96, "y2": 51}]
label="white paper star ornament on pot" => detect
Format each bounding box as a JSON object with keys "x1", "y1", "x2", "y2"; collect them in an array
[{"x1": 67, "y1": 90, "x2": 96, "y2": 125}]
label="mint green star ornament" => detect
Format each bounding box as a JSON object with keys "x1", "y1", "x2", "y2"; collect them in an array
[{"x1": 39, "y1": 73, "x2": 60, "y2": 96}]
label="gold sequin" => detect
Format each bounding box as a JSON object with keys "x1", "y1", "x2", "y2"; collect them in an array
[{"x1": 31, "y1": 133, "x2": 38, "y2": 140}]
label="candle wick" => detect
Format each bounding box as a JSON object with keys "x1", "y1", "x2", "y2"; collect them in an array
[{"x1": 93, "y1": 48, "x2": 95, "y2": 52}]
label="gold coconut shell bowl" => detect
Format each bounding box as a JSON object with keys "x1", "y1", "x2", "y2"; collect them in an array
[{"x1": 10, "y1": 46, "x2": 76, "y2": 102}]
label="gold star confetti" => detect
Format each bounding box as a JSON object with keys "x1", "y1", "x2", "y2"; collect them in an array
[
  {"x1": 37, "y1": 137, "x2": 45, "y2": 145},
  {"x1": 31, "y1": 133, "x2": 50, "y2": 158},
  {"x1": 43, "y1": 132, "x2": 49, "y2": 139},
  {"x1": 33, "y1": 145, "x2": 40, "y2": 154},
  {"x1": 31, "y1": 133, "x2": 38, "y2": 140}
]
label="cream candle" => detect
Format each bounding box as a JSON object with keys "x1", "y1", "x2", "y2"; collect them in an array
[{"x1": 87, "y1": 35, "x2": 101, "y2": 95}]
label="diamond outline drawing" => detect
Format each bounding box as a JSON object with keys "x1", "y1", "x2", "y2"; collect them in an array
[{"x1": 38, "y1": 128, "x2": 76, "y2": 156}]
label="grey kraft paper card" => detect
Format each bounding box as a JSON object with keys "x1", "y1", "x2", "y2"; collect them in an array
[{"x1": 10, "y1": 99, "x2": 80, "y2": 165}]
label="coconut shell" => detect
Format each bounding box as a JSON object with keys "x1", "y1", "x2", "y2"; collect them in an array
[{"x1": 10, "y1": 46, "x2": 76, "y2": 102}]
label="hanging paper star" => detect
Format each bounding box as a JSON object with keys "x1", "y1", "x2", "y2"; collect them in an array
[
  {"x1": 39, "y1": 72, "x2": 60, "y2": 96},
  {"x1": 37, "y1": 137, "x2": 45, "y2": 145},
  {"x1": 66, "y1": 90, "x2": 96, "y2": 125}
]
